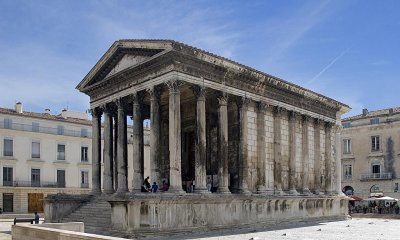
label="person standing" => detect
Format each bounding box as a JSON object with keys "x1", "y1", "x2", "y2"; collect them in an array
[{"x1": 34, "y1": 212, "x2": 40, "y2": 224}]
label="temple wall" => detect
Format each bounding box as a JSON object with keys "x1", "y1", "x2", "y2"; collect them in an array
[
  {"x1": 246, "y1": 105, "x2": 258, "y2": 191},
  {"x1": 109, "y1": 196, "x2": 348, "y2": 233}
]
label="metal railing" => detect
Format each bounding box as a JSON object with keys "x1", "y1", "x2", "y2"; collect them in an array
[
  {"x1": 3, "y1": 180, "x2": 66, "y2": 188},
  {"x1": 0, "y1": 121, "x2": 92, "y2": 138},
  {"x1": 343, "y1": 175, "x2": 352, "y2": 180},
  {"x1": 360, "y1": 172, "x2": 392, "y2": 180}
]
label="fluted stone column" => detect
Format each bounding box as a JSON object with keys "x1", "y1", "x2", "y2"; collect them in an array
[
  {"x1": 192, "y1": 86, "x2": 209, "y2": 194},
  {"x1": 103, "y1": 106, "x2": 114, "y2": 194},
  {"x1": 256, "y1": 102, "x2": 267, "y2": 194},
  {"x1": 334, "y1": 124, "x2": 344, "y2": 195},
  {"x1": 91, "y1": 107, "x2": 102, "y2": 194},
  {"x1": 301, "y1": 115, "x2": 312, "y2": 195},
  {"x1": 217, "y1": 92, "x2": 230, "y2": 194},
  {"x1": 237, "y1": 97, "x2": 250, "y2": 194},
  {"x1": 324, "y1": 122, "x2": 333, "y2": 195},
  {"x1": 132, "y1": 92, "x2": 144, "y2": 192},
  {"x1": 116, "y1": 98, "x2": 128, "y2": 193},
  {"x1": 273, "y1": 106, "x2": 284, "y2": 195},
  {"x1": 148, "y1": 86, "x2": 162, "y2": 187},
  {"x1": 113, "y1": 113, "x2": 118, "y2": 191},
  {"x1": 313, "y1": 119, "x2": 322, "y2": 195},
  {"x1": 166, "y1": 80, "x2": 185, "y2": 194},
  {"x1": 288, "y1": 111, "x2": 299, "y2": 195}
]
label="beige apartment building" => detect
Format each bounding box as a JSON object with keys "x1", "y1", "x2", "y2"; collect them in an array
[
  {"x1": 0, "y1": 102, "x2": 149, "y2": 213},
  {"x1": 341, "y1": 107, "x2": 400, "y2": 199}
]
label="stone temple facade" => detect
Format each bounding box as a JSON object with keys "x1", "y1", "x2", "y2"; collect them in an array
[{"x1": 47, "y1": 39, "x2": 351, "y2": 236}]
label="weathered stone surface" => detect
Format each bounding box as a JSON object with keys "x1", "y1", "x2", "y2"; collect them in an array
[{"x1": 108, "y1": 195, "x2": 348, "y2": 233}]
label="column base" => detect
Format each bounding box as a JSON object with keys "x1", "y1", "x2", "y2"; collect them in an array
[
  {"x1": 289, "y1": 189, "x2": 300, "y2": 195},
  {"x1": 217, "y1": 187, "x2": 231, "y2": 194},
  {"x1": 194, "y1": 188, "x2": 211, "y2": 194},
  {"x1": 256, "y1": 185, "x2": 267, "y2": 194},
  {"x1": 274, "y1": 189, "x2": 286, "y2": 196},
  {"x1": 302, "y1": 188, "x2": 313, "y2": 195},
  {"x1": 265, "y1": 188, "x2": 275, "y2": 196},
  {"x1": 236, "y1": 188, "x2": 251, "y2": 195}
]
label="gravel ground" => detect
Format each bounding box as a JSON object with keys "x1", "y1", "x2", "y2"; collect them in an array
[{"x1": 189, "y1": 218, "x2": 400, "y2": 240}]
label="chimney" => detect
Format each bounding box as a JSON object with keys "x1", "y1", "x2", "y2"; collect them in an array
[
  {"x1": 44, "y1": 108, "x2": 51, "y2": 114},
  {"x1": 15, "y1": 102, "x2": 23, "y2": 113},
  {"x1": 362, "y1": 108, "x2": 368, "y2": 116}
]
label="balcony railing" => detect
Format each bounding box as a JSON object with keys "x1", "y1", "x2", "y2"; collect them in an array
[
  {"x1": 343, "y1": 175, "x2": 352, "y2": 180},
  {"x1": 360, "y1": 172, "x2": 392, "y2": 180},
  {"x1": 2, "y1": 180, "x2": 65, "y2": 188}
]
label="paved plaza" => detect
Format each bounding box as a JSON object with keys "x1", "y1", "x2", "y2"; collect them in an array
[
  {"x1": 188, "y1": 218, "x2": 399, "y2": 240},
  {"x1": 1, "y1": 217, "x2": 399, "y2": 239}
]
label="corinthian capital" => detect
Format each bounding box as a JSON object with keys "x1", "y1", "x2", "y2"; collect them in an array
[
  {"x1": 217, "y1": 91, "x2": 229, "y2": 106},
  {"x1": 190, "y1": 85, "x2": 206, "y2": 100},
  {"x1": 165, "y1": 80, "x2": 183, "y2": 93}
]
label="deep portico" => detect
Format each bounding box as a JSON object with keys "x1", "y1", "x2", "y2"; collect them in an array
[{"x1": 48, "y1": 39, "x2": 351, "y2": 235}]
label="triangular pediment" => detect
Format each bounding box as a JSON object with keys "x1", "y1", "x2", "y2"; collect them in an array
[
  {"x1": 77, "y1": 40, "x2": 174, "y2": 91},
  {"x1": 104, "y1": 53, "x2": 152, "y2": 78}
]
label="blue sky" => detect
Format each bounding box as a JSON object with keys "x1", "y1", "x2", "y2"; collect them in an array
[{"x1": 0, "y1": 0, "x2": 399, "y2": 118}]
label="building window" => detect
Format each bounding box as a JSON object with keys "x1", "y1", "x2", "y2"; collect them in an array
[
  {"x1": 342, "y1": 122, "x2": 351, "y2": 128},
  {"x1": 57, "y1": 125, "x2": 64, "y2": 135},
  {"x1": 32, "y1": 122, "x2": 39, "y2": 132},
  {"x1": 370, "y1": 118, "x2": 380, "y2": 125},
  {"x1": 81, "y1": 146, "x2": 89, "y2": 162},
  {"x1": 81, "y1": 128, "x2": 88, "y2": 137},
  {"x1": 31, "y1": 168, "x2": 40, "y2": 187},
  {"x1": 372, "y1": 164, "x2": 381, "y2": 178},
  {"x1": 3, "y1": 138, "x2": 13, "y2": 157},
  {"x1": 4, "y1": 119, "x2": 12, "y2": 129},
  {"x1": 81, "y1": 170, "x2": 89, "y2": 188},
  {"x1": 31, "y1": 141, "x2": 40, "y2": 159},
  {"x1": 343, "y1": 164, "x2": 352, "y2": 180},
  {"x1": 57, "y1": 170, "x2": 66, "y2": 188},
  {"x1": 343, "y1": 139, "x2": 351, "y2": 154},
  {"x1": 57, "y1": 144, "x2": 65, "y2": 160},
  {"x1": 3, "y1": 167, "x2": 13, "y2": 186},
  {"x1": 371, "y1": 136, "x2": 380, "y2": 151}
]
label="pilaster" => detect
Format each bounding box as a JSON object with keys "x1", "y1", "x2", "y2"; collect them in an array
[
  {"x1": 301, "y1": 115, "x2": 312, "y2": 195},
  {"x1": 273, "y1": 106, "x2": 284, "y2": 195},
  {"x1": 324, "y1": 122, "x2": 333, "y2": 195},
  {"x1": 288, "y1": 111, "x2": 299, "y2": 195},
  {"x1": 313, "y1": 118, "x2": 322, "y2": 195},
  {"x1": 256, "y1": 102, "x2": 267, "y2": 194}
]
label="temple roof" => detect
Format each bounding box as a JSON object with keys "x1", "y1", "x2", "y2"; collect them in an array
[{"x1": 76, "y1": 39, "x2": 350, "y2": 114}]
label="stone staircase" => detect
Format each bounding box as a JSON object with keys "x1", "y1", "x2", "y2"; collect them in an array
[{"x1": 60, "y1": 196, "x2": 113, "y2": 236}]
